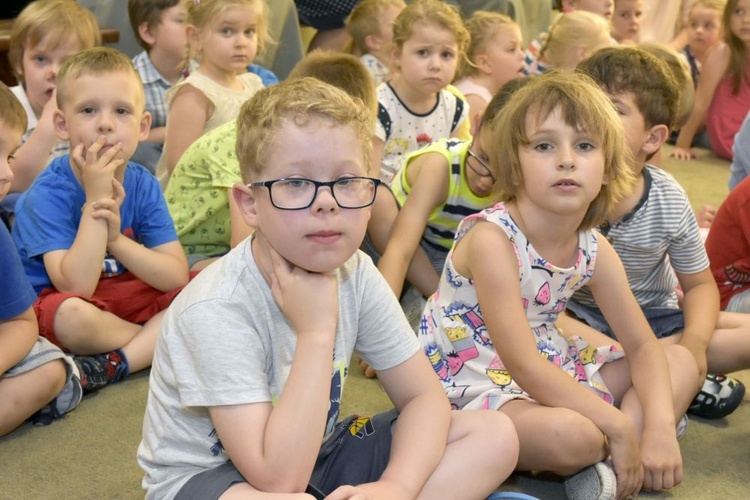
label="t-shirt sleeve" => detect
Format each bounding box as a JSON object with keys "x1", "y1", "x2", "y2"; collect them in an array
[
  {"x1": 353, "y1": 255, "x2": 421, "y2": 371},
  {"x1": 666, "y1": 195, "x2": 710, "y2": 274},
  {"x1": 131, "y1": 167, "x2": 180, "y2": 248},
  {"x1": 0, "y1": 223, "x2": 36, "y2": 320},
  {"x1": 13, "y1": 180, "x2": 79, "y2": 258}
]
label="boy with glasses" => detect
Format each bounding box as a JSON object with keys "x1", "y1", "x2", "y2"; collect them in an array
[{"x1": 138, "y1": 77, "x2": 519, "y2": 499}]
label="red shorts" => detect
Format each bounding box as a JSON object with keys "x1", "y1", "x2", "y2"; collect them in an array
[{"x1": 33, "y1": 271, "x2": 196, "y2": 351}]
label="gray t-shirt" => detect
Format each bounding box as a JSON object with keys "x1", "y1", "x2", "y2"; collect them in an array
[{"x1": 137, "y1": 238, "x2": 420, "y2": 499}]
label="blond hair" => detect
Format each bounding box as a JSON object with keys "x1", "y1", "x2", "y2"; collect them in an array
[
  {"x1": 456, "y1": 11, "x2": 519, "y2": 80},
  {"x1": 289, "y1": 51, "x2": 377, "y2": 114},
  {"x1": 346, "y1": 0, "x2": 406, "y2": 55},
  {"x1": 0, "y1": 82, "x2": 28, "y2": 134},
  {"x1": 56, "y1": 47, "x2": 145, "y2": 111},
  {"x1": 489, "y1": 71, "x2": 634, "y2": 230},
  {"x1": 689, "y1": 0, "x2": 726, "y2": 16},
  {"x1": 183, "y1": 0, "x2": 271, "y2": 66},
  {"x1": 540, "y1": 10, "x2": 611, "y2": 70},
  {"x1": 8, "y1": 0, "x2": 101, "y2": 82},
  {"x1": 638, "y1": 43, "x2": 694, "y2": 130},
  {"x1": 392, "y1": 0, "x2": 469, "y2": 67},
  {"x1": 236, "y1": 78, "x2": 375, "y2": 183}
]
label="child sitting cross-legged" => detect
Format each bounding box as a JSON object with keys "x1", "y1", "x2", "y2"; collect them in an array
[
  {"x1": 137, "y1": 77, "x2": 519, "y2": 500},
  {"x1": 12, "y1": 47, "x2": 190, "y2": 394}
]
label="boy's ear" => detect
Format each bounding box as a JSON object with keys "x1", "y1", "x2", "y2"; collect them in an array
[
  {"x1": 53, "y1": 109, "x2": 70, "y2": 141},
  {"x1": 232, "y1": 182, "x2": 259, "y2": 227},
  {"x1": 139, "y1": 110, "x2": 152, "y2": 142},
  {"x1": 138, "y1": 22, "x2": 156, "y2": 47},
  {"x1": 364, "y1": 34, "x2": 382, "y2": 53},
  {"x1": 642, "y1": 123, "x2": 670, "y2": 156}
]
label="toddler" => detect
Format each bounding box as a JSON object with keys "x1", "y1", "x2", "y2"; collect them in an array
[
  {"x1": 12, "y1": 47, "x2": 190, "y2": 394},
  {"x1": 454, "y1": 11, "x2": 525, "y2": 134},
  {"x1": 373, "y1": 0, "x2": 470, "y2": 184},
  {"x1": 6, "y1": 0, "x2": 100, "y2": 194},
  {"x1": 611, "y1": 0, "x2": 643, "y2": 44},
  {"x1": 681, "y1": 0, "x2": 725, "y2": 85},
  {"x1": 345, "y1": 0, "x2": 406, "y2": 86},
  {"x1": 157, "y1": 0, "x2": 268, "y2": 186}
]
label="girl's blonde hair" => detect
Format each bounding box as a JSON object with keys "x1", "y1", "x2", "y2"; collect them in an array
[
  {"x1": 8, "y1": 0, "x2": 101, "y2": 82},
  {"x1": 539, "y1": 10, "x2": 611, "y2": 70},
  {"x1": 689, "y1": 0, "x2": 727, "y2": 16},
  {"x1": 183, "y1": 0, "x2": 271, "y2": 66},
  {"x1": 346, "y1": 0, "x2": 406, "y2": 55},
  {"x1": 456, "y1": 11, "x2": 518, "y2": 80},
  {"x1": 392, "y1": 0, "x2": 470, "y2": 68},
  {"x1": 723, "y1": 0, "x2": 748, "y2": 94},
  {"x1": 489, "y1": 71, "x2": 634, "y2": 231}
]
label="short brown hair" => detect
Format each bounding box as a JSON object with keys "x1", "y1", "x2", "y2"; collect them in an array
[
  {"x1": 346, "y1": 0, "x2": 406, "y2": 55},
  {"x1": 289, "y1": 51, "x2": 377, "y2": 114},
  {"x1": 128, "y1": 0, "x2": 182, "y2": 51},
  {"x1": 638, "y1": 43, "x2": 694, "y2": 130},
  {"x1": 0, "y1": 82, "x2": 28, "y2": 134},
  {"x1": 8, "y1": 0, "x2": 101, "y2": 82},
  {"x1": 236, "y1": 78, "x2": 374, "y2": 183},
  {"x1": 489, "y1": 71, "x2": 634, "y2": 230},
  {"x1": 576, "y1": 45, "x2": 680, "y2": 130},
  {"x1": 56, "y1": 47, "x2": 145, "y2": 111}
]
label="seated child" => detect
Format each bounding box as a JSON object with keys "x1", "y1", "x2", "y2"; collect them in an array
[
  {"x1": 453, "y1": 11, "x2": 524, "y2": 134},
  {"x1": 566, "y1": 45, "x2": 748, "y2": 420},
  {"x1": 611, "y1": 0, "x2": 643, "y2": 44},
  {"x1": 0, "y1": 82, "x2": 82, "y2": 436},
  {"x1": 127, "y1": 0, "x2": 188, "y2": 173},
  {"x1": 681, "y1": 0, "x2": 724, "y2": 87},
  {"x1": 137, "y1": 76, "x2": 519, "y2": 500},
  {"x1": 523, "y1": 10, "x2": 612, "y2": 76},
  {"x1": 378, "y1": 78, "x2": 529, "y2": 299},
  {"x1": 12, "y1": 47, "x2": 190, "y2": 394},
  {"x1": 373, "y1": 0, "x2": 470, "y2": 184},
  {"x1": 345, "y1": 0, "x2": 406, "y2": 86},
  {"x1": 6, "y1": 0, "x2": 100, "y2": 194},
  {"x1": 420, "y1": 71, "x2": 697, "y2": 499}
]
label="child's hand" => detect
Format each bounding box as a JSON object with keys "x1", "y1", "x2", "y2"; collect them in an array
[
  {"x1": 256, "y1": 233, "x2": 339, "y2": 338},
  {"x1": 71, "y1": 136, "x2": 124, "y2": 201},
  {"x1": 607, "y1": 420, "x2": 643, "y2": 499},
  {"x1": 39, "y1": 88, "x2": 59, "y2": 123},
  {"x1": 88, "y1": 178, "x2": 125, "y2": 244},
  {"x1": 669, "y1": 146, "x2": 697, "y2": 161},
  {"x1": 696, "y1": 204, "x2": 716, "y2": 228},
  {"x1": 639, "y1": 427, "x2": 683, "y2": 491},
  {"x1": 326, "y1": 480, "x2": 412, "y2": 500}
]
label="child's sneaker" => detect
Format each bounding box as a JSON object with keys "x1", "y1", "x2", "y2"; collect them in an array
[
  {"x1": 688, "y1": 374, "x2": 745, "y2": 419},
  {"x1": 73, "y1": 349, "x2": 129, "y2": 393},
  {"x1": 564, "y1": 461, "x2": 616, "y2": 500},
  {"x1": 31, "y1": 356, "x2": 83, "y2": 425},
  {"x1": 676, "y1": 414, "x2": 689, "y2": 440}
]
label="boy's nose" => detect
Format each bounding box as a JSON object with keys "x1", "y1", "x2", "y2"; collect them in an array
[
  {"x1": 97, "y1": 114, "x2": 114, "y2": 132},
  {"x1": 312, "y1": 186, "x2": 338, "y2": 213}
]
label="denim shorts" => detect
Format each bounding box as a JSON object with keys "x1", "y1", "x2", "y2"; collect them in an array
[
  {"x1": 174, "y1": 409, "x2": 398, "y2": 499},
  {"x1": 566, "y1": 301, "x2": 685, "y2": 340}
]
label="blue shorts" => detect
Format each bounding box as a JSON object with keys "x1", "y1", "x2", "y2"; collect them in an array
[
  {"x1": 174, "y1": 409, "x2": 398, "y2": 499},
  {"x1": 566, "y1": 301, "x2": 685, "y2": 340}
]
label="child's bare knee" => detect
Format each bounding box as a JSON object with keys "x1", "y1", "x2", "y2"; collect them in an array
[{"x1": 545, "y1": 409, "x2": 605, "y2": 470}]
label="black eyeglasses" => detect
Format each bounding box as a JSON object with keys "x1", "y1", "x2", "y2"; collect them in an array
[
  {"x1": 249, "y1": 176, "x2": 382, "y2": 210},
  {"x1": 466, "y1": 148, "x2": 495, "y2": 180}
]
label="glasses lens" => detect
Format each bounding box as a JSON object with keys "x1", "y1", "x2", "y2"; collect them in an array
[
  {"x1": 271, "y1": 179, "x2": 316, "y2": 209},
  {"x1": 333, "y1": 178, "x2": 377, "y2": 208}
]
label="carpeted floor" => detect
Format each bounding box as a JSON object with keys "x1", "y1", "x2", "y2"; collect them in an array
[{"x1": 2, "y1": 145, "x2": 748, "y2": 499}]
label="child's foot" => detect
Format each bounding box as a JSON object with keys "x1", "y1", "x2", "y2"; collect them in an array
[
  {"x1": 563, "y1": 461, "x2": 616, "y2": 500},
  {"x1": 688, "y1": 374, "x2": 745, "y2": 419},
  {"x1": 73, "y1": 350, "x2": 130, "y2": 393}
]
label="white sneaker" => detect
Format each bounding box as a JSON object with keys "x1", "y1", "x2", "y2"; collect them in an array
[
  {"x1": 564, "y1": 461, "x2": 616, "y2": 500},
  {"x1": 676, "y1": 414, "x2": 689, "y2": 440}
]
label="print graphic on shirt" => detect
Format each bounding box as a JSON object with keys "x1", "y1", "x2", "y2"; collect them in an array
[
  {"x1": 486, "y1": 355, "x2": 512, "y2": 387},
  {"x1": 348, "y1": 415, "x2": 375, "y2": 439}
]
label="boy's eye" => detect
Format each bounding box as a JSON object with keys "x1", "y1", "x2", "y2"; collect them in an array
[
  {"x1": 33, "y1": 55, "x2": 47, "y2": 64},
  {"x1": 116, "y1": 108, "x2": 130, "y2": 115},
  {"x1": 416, "y1": 49, "x2": 429, "y2": 57},
  {"x1": 81, "y1": 107, "x2": 95, "y2": 114},
  {"x1": 221, "y1": 27, "x2": 234, "y2": 36}
]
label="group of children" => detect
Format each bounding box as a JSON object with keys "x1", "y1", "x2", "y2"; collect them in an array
[{"x1": 2, "y1": 0, "x2": 750, "y2": 499}]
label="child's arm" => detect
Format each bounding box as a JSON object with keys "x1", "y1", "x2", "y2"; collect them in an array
[
  {"x1": 589, "y1": 239, "x2": 683, "y2": 490},
  {"x1": 43, "y1": 139, "x2": 124, "y2": 296},
  {"x1": 0, "y1": 308, "x2": 38, "y2": 376},
  {"x1": 163, "y1": 85, "x2": 213, "y2": 176},
  {"x1": 146, "y1": 126, "x2": 166, "y2": 145},
  {"x1": 464, "y1": 94, "x2": 487, "y2": 137},
  {"x1": 208, "y1": 234, "x2": 340, "y2": 493},
  {"x1": 10, "y1": 91, "x2": 60, "y2": 192},
  {"x1": 671, "y1": 42, "x2": 730, "y2": 161},
  {"x1": 461, "y1": 222, "x2": 642, "y2": 490},
  {"x1": 675, "y1": 268, "x2": 720, "y2": 379},
  {"x1": 370, "y1": 137, "x2": 385, "y2": 178},
  {"x1": 330, "y1": 352, "x2": 452, "y2": 498},
  {"x1": 378, "y1": 152, "x2": 448, "y2": 298}
]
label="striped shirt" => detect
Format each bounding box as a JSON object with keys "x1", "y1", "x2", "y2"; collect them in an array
[
  {"x1": 133, "y1": 51, "x2": 172, "y2": 130},
  {"x1": 571, "y1": 165, "x2": 709, "y2": 309}
]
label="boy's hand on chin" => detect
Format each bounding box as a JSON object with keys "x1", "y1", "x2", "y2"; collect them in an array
[
  {"x1": 89, "y1": 178, "x2": 126, "y2": 244},
  {"x1": 256, "y1": 232, "x2": 339, "y2": 339},
  {"x1": 73, "y1": 135, "x2": 124, "y2": 200}
]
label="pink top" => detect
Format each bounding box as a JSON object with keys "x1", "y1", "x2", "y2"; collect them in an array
[{"x1": 706, "y1": 71, "x2": 750, "y2": 160}]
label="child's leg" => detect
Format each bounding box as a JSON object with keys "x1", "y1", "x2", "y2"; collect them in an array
[
  {"x1": 703, "y1": 311, "x2": 750, "y2": 374},
  {"x1": 53, "y1": 297, "x2": 142, "y2": 354},
  {"x1": 499, "y1": 400, "x2": 607, "y2": 475},
  {"x1": 120, "y1": 309, "x2": 164, "y2": 373},
  {"x1": 0, "y1": 359, "x2": 66, "y2": 436},
  {"x1": 418, "y1": 410, "x2": 518, "y2": 499}
]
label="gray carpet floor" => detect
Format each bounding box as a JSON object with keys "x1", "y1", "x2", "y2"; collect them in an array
[{"x1": 2, "y1": 145, "x2": 749, "y2": 498}]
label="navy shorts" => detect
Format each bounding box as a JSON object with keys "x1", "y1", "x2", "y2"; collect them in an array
[
  {"x1": 566, "y1": 301, "x2": 685, "y2": 340},
  {"x1": 174, "y1": 409, "x2": 398, "y2": 499}
]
